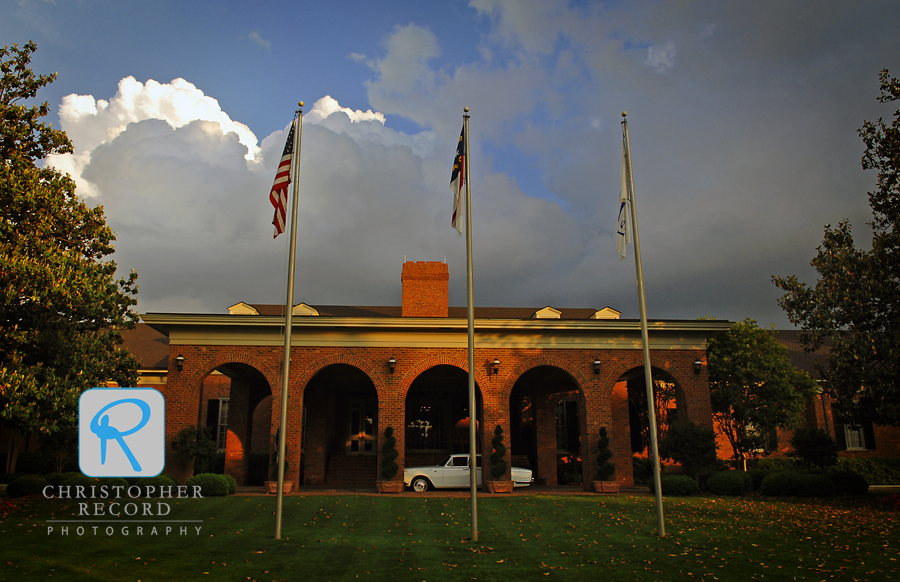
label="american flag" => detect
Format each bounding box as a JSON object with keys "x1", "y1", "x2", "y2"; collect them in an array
[
  {"x1": 269, "y1": 121, "x2": 295, "y2": 238},
  {"x1": 449, "y1": 125, "x2": 465, "y2": 235}
]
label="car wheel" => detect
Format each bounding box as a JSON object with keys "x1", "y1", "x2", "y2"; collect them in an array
[{"x1": 411, "y1": 477, "x2": 430, "y2": 492}]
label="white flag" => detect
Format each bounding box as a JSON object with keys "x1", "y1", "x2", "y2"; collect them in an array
[{"x1": 616, "y1": 143, "x2": 632, "y2": 260}]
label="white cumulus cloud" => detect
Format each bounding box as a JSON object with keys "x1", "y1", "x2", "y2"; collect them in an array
[{"x1": 48, "y1": 77, "x2": 261, "y2": 197}]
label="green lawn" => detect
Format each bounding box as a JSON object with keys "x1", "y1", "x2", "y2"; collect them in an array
[{"x1": 1, "y1": 493, "x2": 897, "y2": 581}]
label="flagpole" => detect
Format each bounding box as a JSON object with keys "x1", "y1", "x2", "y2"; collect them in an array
[
  {"x1": 275, "y1": 101, "x2": 303, "y2": 540},
  {"x1": 463, "y1": 107, "x2": 479, "y2": 542},
  {"x1": 622, "y1": 112, "x2": 665, "y2": 538}
]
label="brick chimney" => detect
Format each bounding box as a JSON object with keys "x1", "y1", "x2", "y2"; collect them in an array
[{"x1": 401, "y1": 261, "x2": 449, "y2": 317}]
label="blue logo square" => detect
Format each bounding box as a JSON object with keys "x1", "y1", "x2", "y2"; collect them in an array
[{"x1": 79, "y1": 388, "x2": 165, "y2": 478}]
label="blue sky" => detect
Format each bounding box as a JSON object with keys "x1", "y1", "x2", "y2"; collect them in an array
[{"x1": 5, "y1": 0, "x2": 900, "y2": 327}]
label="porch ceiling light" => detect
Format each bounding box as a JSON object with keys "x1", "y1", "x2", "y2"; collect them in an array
[
  {"x1": 593, "y1": 359, "x2": 601, "y2": 375},
  {"x1": 388, "y1": 357, "x2": 396, "y2": 374},
  {"x1": 175, "y1": 354, "x2": 185, "y2": 371},
  {"x1": 694, "y1": 359, "x2": 702, "y2": 375}
]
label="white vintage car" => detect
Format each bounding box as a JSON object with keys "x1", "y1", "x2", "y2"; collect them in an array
[{"x1": 403, "y1": 454, "x2": 533, "y2": 492}]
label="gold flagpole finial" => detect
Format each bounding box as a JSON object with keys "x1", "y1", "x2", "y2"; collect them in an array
[{"x1": 621, "y1": 111, "x2": 627, "y2": 117}]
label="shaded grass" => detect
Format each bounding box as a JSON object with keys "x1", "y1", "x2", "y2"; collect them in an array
[{"x1": 1, "y1": 493, "x2": 897, "y2": 581}]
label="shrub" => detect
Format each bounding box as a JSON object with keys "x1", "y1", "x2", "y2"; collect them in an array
[
  {"x1": 828, "y1": 470, "x2": 869, "y2": 495},
  {"x1": 706, "y1": 471, "x2": 749, "y2": 496},
  {"x1": 749, "y1": 469, "x2": 773, "y2": 491},
  {"x1": 185, "y1": 473, "x2": 231, "y2": 497},
  {"x1": 223, "y1": 473, "x2": 237, "y2": 495},
  {"x1": 60, "y1": 474, "x2": 100, "y2": 489},
  {"x1": 6, "y1": 475, "x2": 49, "y2": 497},
  {"x1": 595, "y1": 427, "x2": 615, "y2": 481},
  {"x1": 790, "y1": 428, "x2": 838, "y2": 470},
  {"x1": 834, "y1": 457, "x2": 900, "y2": 485},
  {"x1": 44, "y1": 473, "x2": 67, "y2": 487},
  {"x1": 649, "y1": 474, "x2": 700, "y2": 496},
  {"x1": 760, "y1": 471, "x2": 835, "y2": 497},
  {"x1": 102, "y1": 477, "x2": 130, "y2": 489},
  {"x1": 658, "y1": 422, "x2": 718, "y2": 479},
  {"x1": 1, "y1": 472, "x2": 25, "y2": 485},
  {"x1": 749, "y1": 457, "x2": 798, "y2": 472},
  {"x1": 131, "y1": 474, "x2": 178, "y2": 496}
]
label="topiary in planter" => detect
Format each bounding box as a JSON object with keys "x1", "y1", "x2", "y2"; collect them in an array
[
  {"x1": 381, "y1": 426, "x2": 399, "y2": 481},
  {"x1": 595, "y1": 427, "x2": 615, "y2": 481},
  {"x1": 490, "y1": 425, "x2": 508, "y2": 480}
]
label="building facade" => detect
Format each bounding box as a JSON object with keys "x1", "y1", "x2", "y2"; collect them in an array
[{"x1": 142, "y1": 261, "x2": 729, "y2": 489}]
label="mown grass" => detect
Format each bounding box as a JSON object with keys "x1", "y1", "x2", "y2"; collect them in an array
[{"x1": 1, "y1": 493, "x2": 897, "y2": 581}]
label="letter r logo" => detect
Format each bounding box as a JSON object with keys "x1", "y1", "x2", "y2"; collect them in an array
[{"x1": 79, "y1": 388, "x2": 165, "y2": 477}]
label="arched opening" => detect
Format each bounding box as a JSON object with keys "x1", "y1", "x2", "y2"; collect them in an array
[
  {"x1": 509, "y1": 366, "x2": 584, "y2": 487},
  {"x1": 404, "y1": 365, "x2": 483, "y2": 468},
  {"x1": 301, "y1": 364, "x2": 378, "y2": 488},
  {"x1": 198, "y1": 362, "x2": 272, "y2": 486},
  {"x1": 623, "y1": 368, "x2": 687, "y2": 465}
]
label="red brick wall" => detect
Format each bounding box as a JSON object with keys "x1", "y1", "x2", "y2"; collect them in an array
[
  {"x1": 163, "y1": 343, "x2": 710, "y2": 489},
  {"x1": 401, "y1": 261, "x2": 449, "y2": 317}
]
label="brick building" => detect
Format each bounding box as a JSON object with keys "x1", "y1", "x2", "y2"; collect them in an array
[
  {"x1": 734, "y1": 331, "x2": 900, "y2": 460},
  {"x1": 141, "y1": 261, "x2": 729, "y2": 489}
]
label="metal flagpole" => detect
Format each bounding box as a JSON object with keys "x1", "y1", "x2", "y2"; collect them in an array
[
  {"x1": 275, "y1": 101, "x2": 303, "y2": 540},
  {"x1": 463, "y1": 107, "x2": 479, "y2": 542},
  {"x1": 621, "y1": 112, "x2": 666, "y2": 538}
]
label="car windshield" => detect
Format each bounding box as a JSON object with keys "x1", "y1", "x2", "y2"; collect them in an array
[{"x1": 438, "y1": 455, "x2": 452, "y2": 466}]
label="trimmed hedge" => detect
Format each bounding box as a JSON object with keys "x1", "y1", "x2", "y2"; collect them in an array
[
  {"x1": 834, "y1": 457, "x2": 900, "y2": 485},
  {"x1": 760, "y1": 471, "x2": 835, "y2": 497},
  {"x1": 649, "y1": 474, "x2": 700, "y2": 496},
  {"x1": 185, "y1": 473, "x2": 232, "y2": 497},
  {"x1": 706, "y1": 471, "x2": 751, "y2": 496},
  {"x1": 6, "y1": 475, "x2": 49, "y2": 497}
]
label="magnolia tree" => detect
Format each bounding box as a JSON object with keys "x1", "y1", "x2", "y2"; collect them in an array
[
  {"x1": 774, "y1": 70, "x2": 900, "y2": 427},
  {"x1": 0, "y1": 42, "x2": 139, "y2": 473},
  {"x1": 707, "y1": 319, "x2": 817, "y2": 470}
]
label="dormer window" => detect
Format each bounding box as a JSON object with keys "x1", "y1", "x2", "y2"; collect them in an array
[{"x1": 532, "y1": 306, "x2": 562, "y2": 319}]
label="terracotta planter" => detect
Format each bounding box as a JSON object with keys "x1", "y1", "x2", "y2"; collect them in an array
[
  {"x1": 485, "y1": 480, "x2": 514, "y2": 493},
  {"x1": 375, "y1": 480, "x2": 404, "y2": 494},
  {"x1": 593, "y1": 480, "x2": 620, "y2": 494},
  {"x1": 265, "y1": 481, "x2": 293, "y2": 494}
]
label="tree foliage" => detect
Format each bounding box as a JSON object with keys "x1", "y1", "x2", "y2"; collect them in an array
[
  {"x1": 658, "y1": 421, "x2": 718, "y2": 479},
  {"x1": 171, "y1": 425, "x2": 217, "y2": 479},
  {"x1": 0, "y1": 42, "x2": 138, "y2": 472},
  {"x1": 773, "y1": 70, "x2": 900, "y2": 426},
  {"x1": 707, "y1": 319, "x2": 817, "y2": 467},
  {"x1": 789, "y1": 428, "x2": 838, "y2": 471}
]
